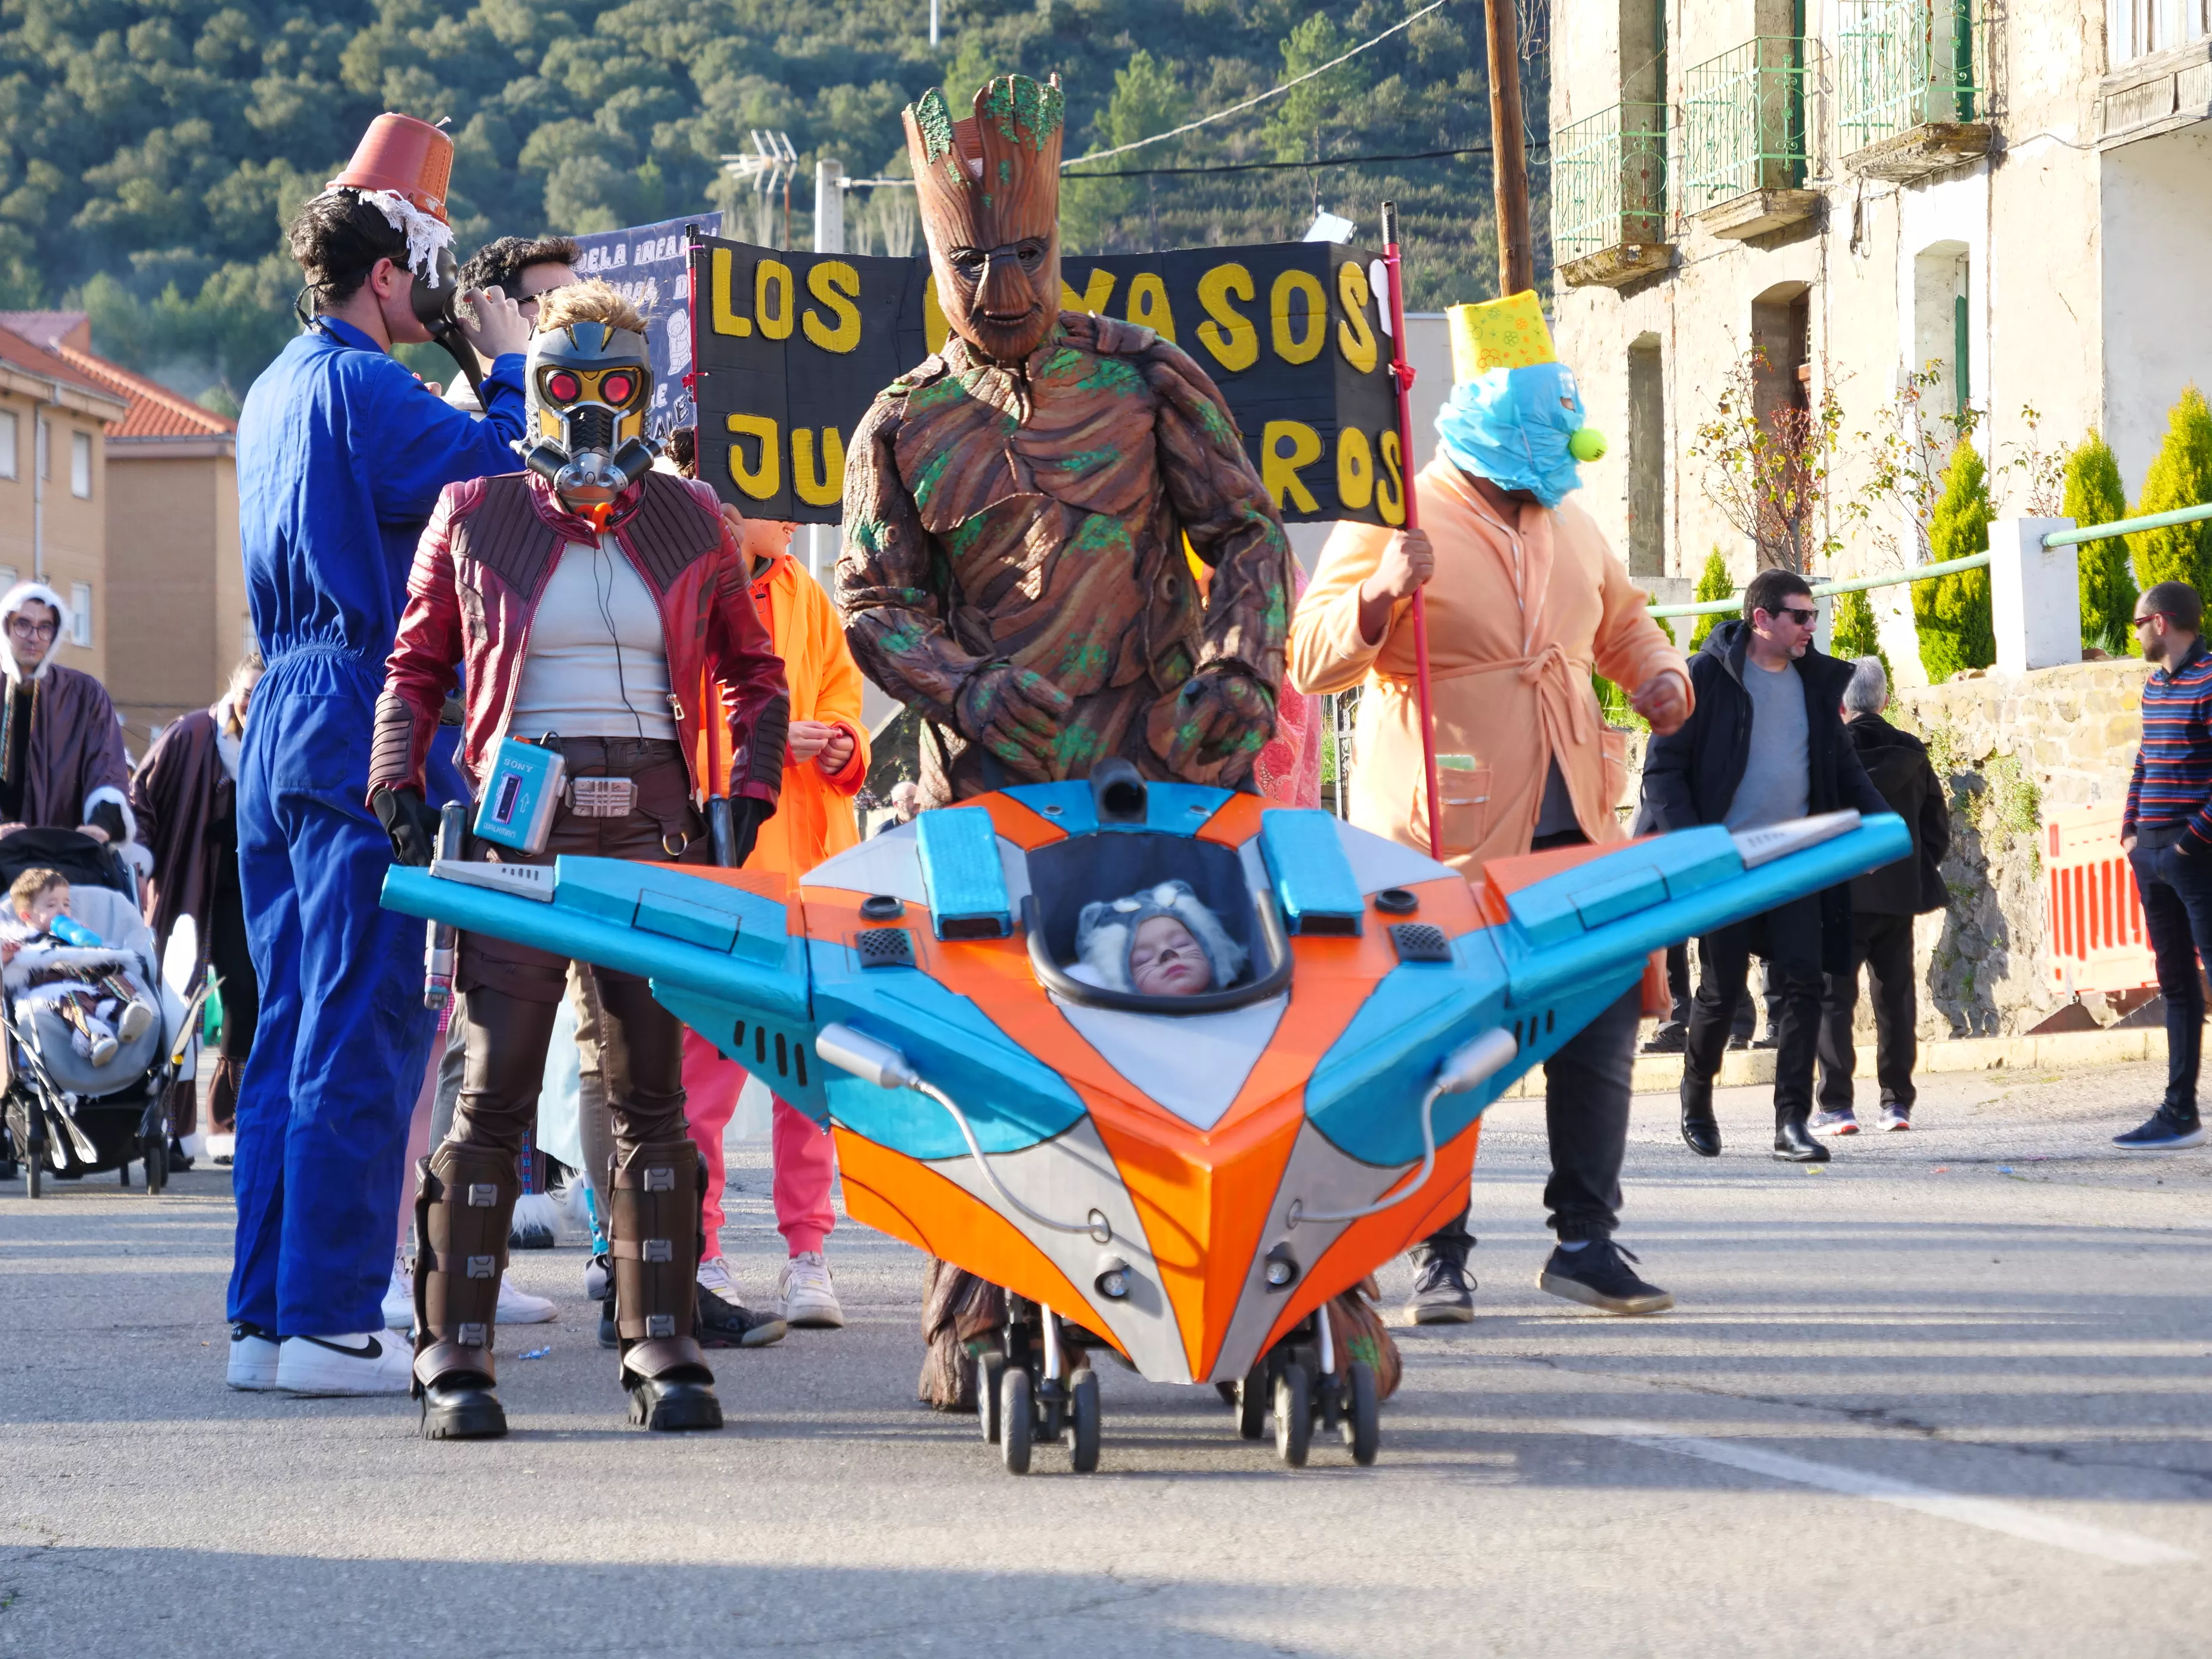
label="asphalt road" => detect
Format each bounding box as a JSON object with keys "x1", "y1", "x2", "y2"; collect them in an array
[{"x1": 3, "y1": 1058, "x2": 2207, "y2": 1658}]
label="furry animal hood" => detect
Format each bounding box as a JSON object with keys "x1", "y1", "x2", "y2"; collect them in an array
[{"x1": 1074, "y1": 880, "x2": 1246, "y2": 994}]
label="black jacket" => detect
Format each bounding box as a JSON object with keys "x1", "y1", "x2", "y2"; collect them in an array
[
  {"x1": 1640, "y1": 620, "x2": 1890, "y2": 972},
  {"x1": 1844, "y1": 711, "x2": 1949, "y2": 915}
]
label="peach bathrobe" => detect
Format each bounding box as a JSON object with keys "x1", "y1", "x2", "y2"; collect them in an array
[
  {"x1": 688, "y1": 545, "x2": 871, "y2": 1259},
  {"x1": 1288, "y1": 456, "x2": 1688, "y2": 873}
]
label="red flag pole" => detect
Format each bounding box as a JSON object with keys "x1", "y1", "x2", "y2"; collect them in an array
[{"x1": 1381, "y1": 200, "x2": 1443, "y2": 858}]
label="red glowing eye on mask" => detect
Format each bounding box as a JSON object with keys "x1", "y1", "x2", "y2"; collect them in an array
[
  {"x1": 545, "y1": 370, "x2": 581, "y2": 402},
  {"x1": 600, "y1": 372, "x2": 635, "y2": 405}
]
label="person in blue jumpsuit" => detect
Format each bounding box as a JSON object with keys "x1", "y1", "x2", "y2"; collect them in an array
[{"x1": 225, "y1": 181, "x2": 534, "y2": 1396}]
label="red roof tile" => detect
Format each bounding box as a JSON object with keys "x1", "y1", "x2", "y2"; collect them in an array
[{"x1": 0, "y1": 313, "x2": 233, "y2": 439}]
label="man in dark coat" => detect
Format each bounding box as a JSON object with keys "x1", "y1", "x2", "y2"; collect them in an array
[
  {"x1": 0, "y1": 582, "x2": 144, "y2": 872},
  {"x1": 1812, "y1": 655, "x2": 1949, "y2": 1135},
  {"x1": 1641, "y1": 567, "x2": 1890, "y2": 1163},
  {"x1": 131, "y1": 653, "x2": 263, "y2": 1162}
]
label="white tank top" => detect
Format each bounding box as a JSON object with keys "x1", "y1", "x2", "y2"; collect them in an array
[{"x1": 509, "y1": 539, "x2": 678, "y2": 741}]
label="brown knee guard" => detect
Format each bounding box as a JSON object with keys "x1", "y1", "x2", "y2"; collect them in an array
[
  {"x1": 609, "y1": 1138, "x2": 712, "y2": 1388},
  {"x1": 412, "y1": 1141, "x2": 520, "y2": 1392}
]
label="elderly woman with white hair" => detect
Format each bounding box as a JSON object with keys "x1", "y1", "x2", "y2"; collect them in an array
[{"x1": 1812, "y1": 655, "x2": 1951, "y2": 1135}]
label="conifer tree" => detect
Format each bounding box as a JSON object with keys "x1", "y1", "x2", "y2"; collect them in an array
[
  {"x1": 2129, "y1": 386, "x2": 2212, "y2": 595},
  {"x1": 1828, "y1": 585, "x2": 1891, "y2": 685},
  {"x1": 1689, "y1": 547, "x2": 1733, "y2": 650},
  {"x1": 2062, "y1": 429, "x2": 2135, "y2": 655},
  {"x1": 1913, "y1": 439, "x2": 1994, "y2": 682}
]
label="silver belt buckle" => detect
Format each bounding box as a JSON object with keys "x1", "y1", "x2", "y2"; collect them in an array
[{"x1": 568, "y1": 776, "x2": 637, "y2": 818}]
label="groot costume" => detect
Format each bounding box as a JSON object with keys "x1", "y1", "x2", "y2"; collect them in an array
[
  {"x1": 837, "y1": 72, "x2": 1296, "y2": 1406},
  {"x1": 838, "y1": 75, "x2": 1294, "y2": 809}
]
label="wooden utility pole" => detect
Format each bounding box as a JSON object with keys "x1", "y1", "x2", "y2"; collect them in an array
[{"x1": 1485, "y1": 0, "x2": 1534, "y2": 296}]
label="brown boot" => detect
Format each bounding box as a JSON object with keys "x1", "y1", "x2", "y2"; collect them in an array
[
  {"x1": 412, "y1": 1142, "x2": 518, "y2": 1440},
  {"x1": 610, "y1": 1139, "x2": 722, "y2": 1431}
]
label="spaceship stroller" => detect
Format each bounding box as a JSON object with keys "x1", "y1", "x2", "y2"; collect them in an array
[{"x1": 384, "y1": 760, "x2": 1907, "y2": 1471}]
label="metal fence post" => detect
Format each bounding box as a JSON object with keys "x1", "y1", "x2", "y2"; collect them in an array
[{"x1": 1989, "y1": 516, "x2": 2078, "y2": 673}]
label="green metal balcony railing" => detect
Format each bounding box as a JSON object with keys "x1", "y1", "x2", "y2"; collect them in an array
[
  {"x1": 1674, "y1": 36, "x2": 1813, "y2": 217},
  {"x1": 1838, "y1": 0, "x2": 1984, "y2": 153},
  {"x1": 1551, "y1": 101, "x2": 1670, "y2": 263}
]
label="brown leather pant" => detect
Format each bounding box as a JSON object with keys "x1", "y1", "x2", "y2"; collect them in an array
[{"x1": 449, "y1": 738, "x2": 704, "y2": 1161}]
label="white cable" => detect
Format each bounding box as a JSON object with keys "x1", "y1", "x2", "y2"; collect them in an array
[
  {"x1": 914, "y1": 1079, "x2": 1112, "y2": 1243},
  {"x1": 1289, "y1": 1079, "x2": 1447, "y2": 1226},
  {"x1": 1061, "y1": 0, "x2": 1452, "y2": 168}
]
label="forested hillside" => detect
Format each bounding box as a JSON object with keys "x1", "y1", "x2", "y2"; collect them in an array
[{"x1": 0, "y1": 0, "x2": 1544, "y2": 408}]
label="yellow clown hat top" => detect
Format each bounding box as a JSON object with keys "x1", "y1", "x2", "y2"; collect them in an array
[{"x1": 1447, "y1": 291, "x2": 1556, "y2": 382}]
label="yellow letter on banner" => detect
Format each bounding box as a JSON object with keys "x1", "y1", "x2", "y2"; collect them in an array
[
  {"x1": 803, "y1": 262, "x2": 862, "y2": 353},
  {"x1": 1377, "y1": 428, "x2": 1407, "y2": 527},
  {"x1": 1061, "y1": 268, "x2": 1117, "y2": 313},
  {"x1": 1335, "y1": 260, "x2": 1378, "y2": 374},
  {"x1": 1270, "y1": 268, "x2": 1326, "y2": 365},
  {"x1": 1261, "y1": 421, "x2": 1323, "y2": 514},
  {"x1": 1125, "y1": 271, "x2": 1176, "y2": 343},
  {"x1": 793, "y1": 427, "x2": 847, "y2": 507},
  {"x1": 726, "y1": 414, "x2": 781, "y2": 501},
  {"x1": 756, "y1": 260, "x2": 794, "y2": 341},
  {"x1": 1336, "y1": 427, "x2": 1375, "y2": 512},
  {"x1": 1195, "y1": 263, "x2": 1257, "y2": 373},
  {"x1": 710, "y1": 248, "x2": 751, "y2": 337}
]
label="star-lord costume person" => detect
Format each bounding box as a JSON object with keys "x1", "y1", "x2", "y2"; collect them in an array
[
  {"x1": 837, "y1": 73, "x2": 1296, "y2": 1408},
  {"x1": 839, "y1": 73, "x2": 1295, "y2": 808},
  {"x1": 371, "y1": 282, "x2": 790, "y2": 1440}
]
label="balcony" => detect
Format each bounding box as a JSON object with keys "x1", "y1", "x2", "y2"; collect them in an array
[
  {"x1": 1838, "y1": 0, "x2": 1992, "y2": 179},
  {"x1": 1552, "y1": 102, "x2": 1673, "y2": 288},
  {"x1": 1676, "y1": 38, "x2": 1819, "y2": 240}
]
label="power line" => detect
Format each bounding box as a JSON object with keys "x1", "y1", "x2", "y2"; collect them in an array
[
  {"x1": 1064, "y1": 142, "x2": 1543, "y2": 179},
  {"x1": 1060, "y1": 0, "x2": 1452, "y2": 169}
]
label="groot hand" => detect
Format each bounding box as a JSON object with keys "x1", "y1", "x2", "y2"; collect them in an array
[
  {"x1": 956, "y1": 663, "x2": 1077, "y2": 777},
  {"x1": 1148, "y1": 668, "x2": 1275, "y2": 780}
]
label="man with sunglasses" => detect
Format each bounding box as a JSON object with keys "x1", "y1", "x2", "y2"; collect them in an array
[
  {"x1": 2115, "y1": 580, "x2": 2212, "y2": 1150},
  {"x1": 1642, "y1": 567, "x2": 1890, "y2": 1163},
  {"x1": 444, "y1": 236, "x2": 579, "y2": 409}
]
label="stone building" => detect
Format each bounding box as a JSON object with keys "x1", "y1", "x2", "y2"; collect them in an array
[
  {"x1": 0, "y1": 313, "x2": 243, "y2": 742},
  {"x1": 1546, "y1": 0, "x2": 2211, "y2": 680}
]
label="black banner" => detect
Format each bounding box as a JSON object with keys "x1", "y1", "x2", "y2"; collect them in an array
[{"x1": 689, "y1": 235, "x2": 1408, "y2": 529}]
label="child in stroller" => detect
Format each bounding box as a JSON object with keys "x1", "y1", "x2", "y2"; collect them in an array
[{"x1": 1, "y1": 867, "x2": 158, "y2": 1065}]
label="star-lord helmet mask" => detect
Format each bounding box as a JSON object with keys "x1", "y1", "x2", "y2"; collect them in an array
[
  {"x1": 903, "y1": 73, "x2": 1066, "y2": 364},
  {"x1": 519, "y1": 319, "x2": 655, "y2": 510}
]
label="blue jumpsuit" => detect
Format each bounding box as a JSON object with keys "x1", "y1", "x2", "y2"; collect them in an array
[{"x1": 228, "y1": 319, "x2": 526, "y2": 1339}]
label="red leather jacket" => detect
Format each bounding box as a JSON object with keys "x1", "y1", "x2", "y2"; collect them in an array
[{"x1": 369, "y1": 470, "x2": 789, "y2": 806}]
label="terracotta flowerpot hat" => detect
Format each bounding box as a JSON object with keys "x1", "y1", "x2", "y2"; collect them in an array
[{"x1": 328, "y1": 113, "x2": 454, "y2": 225}]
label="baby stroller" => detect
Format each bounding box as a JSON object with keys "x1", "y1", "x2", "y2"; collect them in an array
[
  {"x1": 384, "y1": 762, "x2": 1908, "y2": 1472},
  {"x1": 0, "y1": 828, "x2": 202, "y2": 1198}
]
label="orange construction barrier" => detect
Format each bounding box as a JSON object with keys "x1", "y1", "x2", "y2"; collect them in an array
[{"x1": 2043, "y1": 801, "x2": 2156, "y2": 995}]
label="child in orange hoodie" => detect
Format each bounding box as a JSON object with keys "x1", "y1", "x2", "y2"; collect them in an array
[{"x1": 684, "y1": 498, "x2": 869, "y2": 1330}]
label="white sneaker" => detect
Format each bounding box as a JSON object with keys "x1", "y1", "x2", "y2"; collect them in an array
[
  {"x1": 275, "y1": 1331, "x2": 412, "y2": 1395},
  {"x1": 117, "y1": 1000, "x2": 155, "y2": 1042},
  {"x1": 227, "y1": 1324, "x2": 279, "y2": 1390},
  {"x1": 382, "y1": 1254, "x2": 413, "y2": 1331},
  {"x1": 696, "y1": 1256, "x2": 738, "y2": 1297},
  {"x1": 497, "y1": 1274, "x2": 557, "y2": 1325},
  {"x1": 776, "y1": 1251, "x2": 845, "y2": 1329},
  {"x1": 584, "y1": 1251, "x2": 610, "y2": 1301}
]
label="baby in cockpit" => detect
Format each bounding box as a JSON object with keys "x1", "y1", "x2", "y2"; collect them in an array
[{"x1": 1073, "y1": 880, "x2": 1247, "y2": 998}]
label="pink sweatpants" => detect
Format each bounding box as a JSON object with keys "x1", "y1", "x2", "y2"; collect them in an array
[{"x1": 681, "y1": 1027, "x2": 837, "y2": 1260}]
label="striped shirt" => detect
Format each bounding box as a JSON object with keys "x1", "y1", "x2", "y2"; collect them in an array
[{"x1": 2125, "y1": 637, "x2": 2212, "y2": 846}]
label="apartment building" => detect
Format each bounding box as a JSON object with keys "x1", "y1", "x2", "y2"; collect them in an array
[
  {"x1": 0, "y1": 313, "x2": 242, "y2": 741},
  {"x1": 0, "y1": 323, "x2": 126, "y2": 689},
  {"x1": 1548, "y1": 0, "x2": 2210, "y2": 678}
]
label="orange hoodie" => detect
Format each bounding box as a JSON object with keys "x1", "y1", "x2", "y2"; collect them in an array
[{"x1": 739, "y1": 547, "x2": 871, "y2": 878}]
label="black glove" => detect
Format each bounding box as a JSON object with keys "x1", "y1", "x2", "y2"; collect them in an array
[
  {"x1": 728, "y1": 795, "x2": 774, "y2": 868},
  {"x1": 86, "y1": 800, "x2": 127, "y2": 841},
  {"x1": 372, "y1": 785, "x2": 441, "y2": 868}
]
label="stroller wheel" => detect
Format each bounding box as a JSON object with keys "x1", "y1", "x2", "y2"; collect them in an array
[
  {"x1": 1341, "y1": 1360, "x2": 1380, "y2": 1467},
  {"x1": 1273, "y1": 1363, "x2": 1311, "y2": 1468},
  {"x1": 999, "y1": 1364, "x2": 1032, "y2": 1475},
  {"x1": 144, "y1": 1133, "x2": 168, "y2": 1196},
  {"x1": 24, "y1": 1152, "x2": 38, "y2": 1198},
  {"x1": 978, "y1": 1350, "x2": 1006, "y2": 1445},
  {"x1": 1214, "y1": 1381, "x2": 1238, "y2": 1407},
  {"x1": 1068, "y1": 1367, "x2": 1101, "y2": 1473},
  {"x1": 1234, "y1": 1363, "x2": 1267, "y2": 1440},
  {"x1": 117, "y1": 1158, "x2": 129, "y2": 1188}
]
